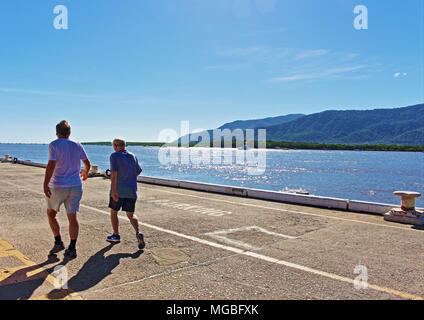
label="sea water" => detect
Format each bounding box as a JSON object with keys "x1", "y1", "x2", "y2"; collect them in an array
[{"x1": 1, "y1": 143, "x2": 423, "y2": 206}]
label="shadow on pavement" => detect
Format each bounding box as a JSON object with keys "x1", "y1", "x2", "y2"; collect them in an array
[
  {"x1": 0, "y1": 243, "x2": 143, "y2": 300},
  {"x1": 411, "y1": 225, "x2": 424, "y2": 231},
  {"x1": 47, "y1": 243, "x2": 143, "y2": 299},
  {"x1": 0, "y1": 255, "x2": 61, "y2": 300}
]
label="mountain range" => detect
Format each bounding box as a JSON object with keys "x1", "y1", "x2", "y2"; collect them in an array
[{"x1": 181, "y1": 103, "x2": 424, "y2": 146}]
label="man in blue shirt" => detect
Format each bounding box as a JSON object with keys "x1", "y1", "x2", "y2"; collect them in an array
[{"x1": 107, "y1": 138, "x2": 145, "y2": 249}]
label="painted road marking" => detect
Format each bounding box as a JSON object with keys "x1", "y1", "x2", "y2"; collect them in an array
[
  {"x1": 145, "y1": 198, "x2": 232, "y2": 217},
  {"x1": 3, "y1": 179, "x2": 421, "y2": 233},
  {"x1": 3, "y1": 180, "x2": 424, "y2": 300},
  {"x1": 79, "y1": 204, "x2": 424, "y2": 300},
  {"x1": 0, "y1": 237, "x2": 81, "y2": 300},
  {"x1": 81, "y1": 253, "x2": 239, "y2": 297},
  {"x1": 205, "y1": 226, "x2": 297, "y2": 250},
  {"x1": 142, "y1": 185, "x2": 423, "y2": 233}
]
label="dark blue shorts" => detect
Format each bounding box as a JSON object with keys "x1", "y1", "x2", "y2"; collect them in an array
[{"x1": 109, "y1": 197, "x2": 136, "y2": 213}]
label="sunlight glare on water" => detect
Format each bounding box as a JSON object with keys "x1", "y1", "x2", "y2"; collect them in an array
[{"x1": 0, "y1": 144, "x2": 423, "y2": 206}]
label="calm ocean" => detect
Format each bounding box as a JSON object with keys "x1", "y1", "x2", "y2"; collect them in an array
[{"x1": 1, "y1": 143, "x2": 423, "y2": 207}]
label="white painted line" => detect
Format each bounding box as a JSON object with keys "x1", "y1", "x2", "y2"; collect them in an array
[
  {"x1": 3, "y1": 180, "x2": 424, "y2": 300},
  {"x1": 145, "y1": 198, "x2": 232, "y2": 217},
  {"x1": 142, "y1": 185, "x2": 423, "y2": 233},
  {"x1": 205, "y1": 226, "x2": 296, "y2": 250},
  {"x1": 205, "y1": 234, "x2": 260, "y2": 251},
  {"x1": 78, "y1": 204, "x2": 423, "y2": 300},
  {"x1": 1, "y1": 168, "x2": 420, "y2": 233},
  {"x1": 208, "y1": 226, "x2": 297, "y2": 239},
  {"x1": 82, "y1": 253, "x2": 239, "y2": 296}
]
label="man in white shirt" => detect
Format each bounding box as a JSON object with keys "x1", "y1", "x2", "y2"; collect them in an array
[{"x1": 43, "y1": 120, "x2": 91, "y2": 259}]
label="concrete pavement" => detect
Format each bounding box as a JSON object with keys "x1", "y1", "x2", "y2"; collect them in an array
[{"x1": 0, "y1": 162, "x2": 423, "y2": 300}]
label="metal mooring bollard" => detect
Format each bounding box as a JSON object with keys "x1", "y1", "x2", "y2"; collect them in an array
[
  {"x1": 91, "y1": 165, "x2": 99, "y2": 174},
  {"x1": 384, "y1": 191, "x2": 424, "y2": 226},
  {"x1": 394, "y1": 191, "x2": 420, "y2": 211}
]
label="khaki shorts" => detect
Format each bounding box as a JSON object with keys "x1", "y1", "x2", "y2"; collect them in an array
[{"x1": 46, "y1": 186, "x2": 83, "y2": 214}]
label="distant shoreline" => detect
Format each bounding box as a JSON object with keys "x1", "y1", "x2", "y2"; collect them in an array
[
  {"x1": 82, "y1": 142, "x2": 165, "y2": 147},
  {"x1": 81, "y1": 141, "x2": 424, "y2": 152}
]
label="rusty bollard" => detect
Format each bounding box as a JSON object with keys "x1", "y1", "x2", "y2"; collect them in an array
[{"x1": 384, "y1": 191, "x2": 424, "y2": 226}]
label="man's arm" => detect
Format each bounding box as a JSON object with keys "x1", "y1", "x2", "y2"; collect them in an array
[
  {"x1": 79, "y1": 143, "x2": 91, "y2": 181},
  {"x1": 43, "y1": 160, "x2": 56, "y2": 198},
  {"x1": 109, "y1": 154, "x2": 119, "y2": 202},
  {"x1": 136, "y1": 157, "x2": 142, "y2": 176},
  {"x1": 81, "y1": 159, "x2": 91, "y2": 181},
  {"x1": 110, "y1": 171, "x2": 119, "y2": 202}
]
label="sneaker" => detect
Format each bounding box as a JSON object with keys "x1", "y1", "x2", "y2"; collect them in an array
[
  {"x1": 49, "y1": 242, "x2": 65, "y2": 255},
  {"x1": 64, "y1": 248, "x2": 77, "y2": 259},
  {"x1": 136, "y1": 232, "x2": 145, "y2": 250},
  {"x1": 107, "y1": 234, "x2": 121, "y2": 243}
]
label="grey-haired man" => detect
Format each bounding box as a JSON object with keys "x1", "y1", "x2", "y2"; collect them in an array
[{"x1": 107, "y1": 138, "x2": 145, "y2": 249}]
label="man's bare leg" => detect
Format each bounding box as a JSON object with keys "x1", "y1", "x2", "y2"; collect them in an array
[
  {"x1": 47, "y1": 209, "x2": 65, "y2": 254},
  {"x1": 64, "y1": 213, "x2": 79, "y2": 259},
  {"x1": 127, "y1": 212, "x2": 145, "y2": 249},
  {"x1": 47, "y1": 209, "x2": 60, "y2": 237},
  {"x1": 126, "y1": 212, "x2": 139, "y2": 233},
  {"x1": 67, "y1": 213, "x2": 79, "y2": 241},
  {"x1": 111, "y1": 210, "x2": 119, "y2": 235}
]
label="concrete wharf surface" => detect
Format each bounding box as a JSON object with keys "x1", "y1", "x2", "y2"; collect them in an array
[{"x1": 0, "y1": 162, "x2": 423, "y2": 300}]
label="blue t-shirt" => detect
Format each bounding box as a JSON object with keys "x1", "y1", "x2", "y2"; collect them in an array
[
  {"x1": 48, "y1": 138, "x2": 88, "y2": 188},
  {"x1": 110, "y1": 150, "x2": 142, "y2": 199}
]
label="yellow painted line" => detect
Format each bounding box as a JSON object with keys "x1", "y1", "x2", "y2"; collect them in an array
[
  {"x1": 0, "y1": 238, "x2": 14, "y2": 252},
  {"x1": 0, "y1": 250, "x2": 21, "y2": 258},
  {"x1": 0, "y1": 266, "x2": 25, "y2": 282},
  {"x1": 1, "y1": 238, "x2": 54, "y2": 283},
  {"x1": 0, "y1": 237, "x2": 82, "y2": 300},
  {"x1": 0, "y1": 250, "x2": 33, "y2": 265},
  {"x1": 3, "y1": 180, "x2": 424, "y2": 300},
  {"x1": 0, "y1": 264, "x2": 54, "y2": 285}
]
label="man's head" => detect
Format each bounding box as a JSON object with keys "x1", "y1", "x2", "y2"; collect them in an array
[
  {"x1": 56, "y1": 120, "x2": 71, "y2": 139},
  {"x1": 112, "y1": 138, "x2": 126, "y2": 152}
]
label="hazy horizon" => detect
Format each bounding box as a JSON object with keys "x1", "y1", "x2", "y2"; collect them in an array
[{"x1": 1, "y1": 102, "x2": 423, "y2": 144}]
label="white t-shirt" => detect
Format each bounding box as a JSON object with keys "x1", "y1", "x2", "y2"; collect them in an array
[{"x1": 48, "y1": 138, "x2": 88, "y2": 188}]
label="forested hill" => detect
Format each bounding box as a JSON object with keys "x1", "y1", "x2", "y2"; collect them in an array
[
  {"x1": 218, "y1": 114, "x2": 305, "y2": 131},
  {"x1": 264, "y1": 104, "x2": 423, "y2": 145},
  {"x1": 178, "y1": 104, "x2": 423, "y2": 146}
]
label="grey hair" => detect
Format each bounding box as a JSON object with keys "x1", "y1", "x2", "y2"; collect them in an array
[{"x1": 112, "y1": 138, "x2": 126, "y2": 148}]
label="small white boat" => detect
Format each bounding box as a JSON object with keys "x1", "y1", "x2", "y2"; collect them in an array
[{"x1": 283, "y1": 188, "x2": 309, "y2": 195}]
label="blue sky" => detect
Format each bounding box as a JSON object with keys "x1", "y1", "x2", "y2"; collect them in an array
[{"x1": 0, "y1": 0, "x2": 422, "y2": 143}]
